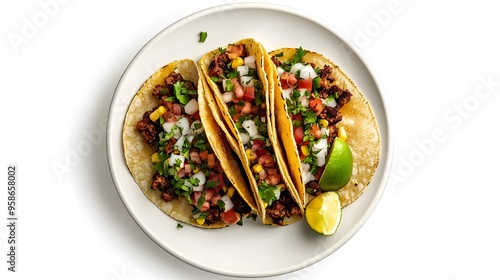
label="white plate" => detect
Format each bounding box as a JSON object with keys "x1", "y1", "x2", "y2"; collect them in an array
[{"x1": 107, "y1": 3, "x2": 392, "y2": 278}]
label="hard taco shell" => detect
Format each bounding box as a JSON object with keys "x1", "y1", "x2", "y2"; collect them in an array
[
  {"x1": 266, "y1": 48, "x2": 381, "y2": 207},
  {"x1": 122, "y1": 59, "x2": 256, "y2": 228}
]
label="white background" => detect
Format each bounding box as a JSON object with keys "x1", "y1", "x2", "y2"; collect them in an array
[{"x1": 1, "y1": 0, "x2": 499, "y2": 279}]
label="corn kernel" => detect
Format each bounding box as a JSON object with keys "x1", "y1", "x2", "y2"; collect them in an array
[
  {"x1": 276, "y1": 183, "x2": 285, "y2": 191},
  {"x1": 196, "y1": 217, "x2": 205, "y2": 225},
  {"x1": 149, "y1": 111, "x2": 159, "y2": 122},
  {"x1": 157, "y1": 105, "x2": 166, "y2": 115},
  {"x1": 246, "y1": 149, "x2": 257, "y2": 161},
  {"x1": 227, "y1": 186, "x2": 235, "y2": 197},
  {"x1": 222, "y1": 186, "x2": 228, "y2": 193},
  {"x1": 301, "y1": 145, "x2": 310, "y2": 156},
  {"x1": 319, "y1": 119, "x2": 329, "y2": 128},
  {"x1": 338, "y1": 127, "x2": 347, "y2": 141},
  {"x1": 149, "y1": 106, "x2": 167, "y2": 122},
  {"x1": 231, "y1": 57, "x2": 244, "y2": 69},
  {"x1": 151, "y1": 153, "x2": 160, "y2": 163},
  {"x1": 252, "y1": 163, "x2": 263, "y2": 174}
]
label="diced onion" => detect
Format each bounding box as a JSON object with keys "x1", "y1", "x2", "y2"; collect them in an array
[
  {"x1": 323, "y1": 97, "x2": 337, "y2": 108},
  {"x1": 192, "y1": 171, "x2": 206, "y2": 186},
  {"x1": 162, "y1": 122, "x2": 175, "y2": 133},
  {"x1": 242, "y1": 120, "x2": 258, "y2": 137},
  {"x1": 251, "y1": 135, "x2": 265, "y2": 142},
  {"x1": 240, "y1": 132, "x2": 250, "y2": 145},
  {"x1": 321, "y1": 127, "x2": 329, "y2": 136},
  {"x1": 290, "y1": 63, "x2": 305, "y2": 75},
  {"x1": 190, "y1": 181, "x2": 203, "y2": 192},
  {"x1": 184, "y1": 99, "x2": 199, "y2": 115},
  {"x1": 244, "y1": 55, "x2": 256, "y2": 64},
  {"x1": 298, "y1": 89, "x2": 309, "y2": 106},
  {"x1": 240, "y1": 76, "x2": 254, "y2": 87},
  {"x1": 176, "y1": 117, "x2": 190, "y2": 136},
  {"x1": 190, "y1": 120, "x2": 204, "y2": 135},
  {"x1": 276, "y1": 67, "x2": 285, "y2": 77},
  {"x1": 222, "y1": 92, "x2": 234, "y2": 103},
  {"x1": 301, "y1": 162, "x2": 311, "y2": 172},
  {"x1": 246, "y1": 62, "x2": 256, "y2": 69},
  {"x1": 272, "y1": 187, "x2": 281, "y2": 201},
  {"x1": 299, "y1": 64, "x2": 318, "y2": 79},
  {"x1": 222, "y1": 79, "x2": 230, "y2": 91},
  {"x1": 237, "y1": 65, "x2": 249, "y2": 76},
  {"x1": 219, "y1": 195, "x2": 234, "y2": 212},
  {"x1": 312, "y1": 138, "x2": 328, "y2": 167},
  {"x1": 302, "y1": 170, "x2": 315, "y2": 184},
  {"x1": 174, "y1": 135, "x2": 185, "y2": 151},
  {"x1": 282, "y1": 88, "x2": 292, "y2": 100},
  {"x1": 169, "y1": 154, "x2": 185, "y2": 168}
]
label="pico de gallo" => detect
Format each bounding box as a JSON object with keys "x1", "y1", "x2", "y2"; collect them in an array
[
  {"x1": 208, "y1": 44, "x2": 301, "y2": 225},
  {"x1": 136, "y1": 70, "x2": 252, "y2": 226}
]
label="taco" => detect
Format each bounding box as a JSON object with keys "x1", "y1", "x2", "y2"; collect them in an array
[
  {"x1": 122, "y1": 59, "x2": 257, "y2": 228},
  {"x1": 198, "y1": 39, "x2": 303, "y2": 226},
  {"x1": 266, "y1": 47, "x2": 381, "y2": 207}
]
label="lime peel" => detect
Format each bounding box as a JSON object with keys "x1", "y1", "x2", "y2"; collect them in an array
[
  {"x1": 305, "y1": 191, "x2": 342, "y2": 236},
  {"x1": 319, "y1": 137, "x2": 353, "y2": 191}
]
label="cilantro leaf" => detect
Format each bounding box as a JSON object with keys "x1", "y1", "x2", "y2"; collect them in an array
[
  {"x1": 199, "y1": 31, "x2": 208, "y2": 43},
  {"x1": 258, "y1": 183, "x2": 279, "y2": 205}
]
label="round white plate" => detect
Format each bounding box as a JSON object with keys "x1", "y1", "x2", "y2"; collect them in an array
[{"x1": 107, "y1": 3, "x2": 392, "y2": 278}]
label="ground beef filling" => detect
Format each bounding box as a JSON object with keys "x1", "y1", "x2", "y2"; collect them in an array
[
  {"x1": 265, "y1": 190, "x2": 302, "y2": 226},
  {"x1": 151, "y1": 172, "x2": 251, "y2": 225}
]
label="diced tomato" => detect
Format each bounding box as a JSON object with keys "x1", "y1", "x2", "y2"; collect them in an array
[
  {"x1": 242, "y1": 86, "x2": 255, "y2": 101},
  {"x1": 192, "y1": 110, "x2": 200, "y2": 120},
  {"x1": 163, "y1": 112, "x2": 177, "y2": 123},
  {"x1": 220, "y1": 208, "x2": 241, "y2": 225},
  {"x1": 310, "y1": 124, "x2": 322, "y2": 139},
  {"x1": 259, "y1": 154, "x2": 275, "y2": 167},
  {"x1": 255, "y1": 146, "x2": 267, "y2": 157},
  {"x1": 207, "y1": 153, "x2": 216, "y2": 169},
  {"x1": 227, "y1": 44, "x2": 245, "y2": 58},
  {"x1": 294, "y1": 126, "x2": 304, "y2": 144},
  {"x1": 199, "y1": 150, "x2": 209, "y2": 160},
  {"x1": 204, "y1": 188, "x2": 215, "y2": 201},
  {"x1": 232, "y1": 78, "x2": 244, "y2": 99},
  {"x1": 241, "y1": 101, "x2": 252, "y2": 114},
  {"x1": 280, "y1": 72, "x2": 298, "y2": 89},
  {"x1": 252, "y1": 139, "x2": 265, "y2": 149},
  {"x1": 265, "y1": 174, "x2": 281, "y2": 185},
  {"x1": 252, "y1": 139, "x2": 268, "y2": 157},
  {"x1": 191, "y1": 191, "x2": 210, "y2": 211},
  {"x1": 172, "y1": 103, "x2": 182, "y2": 115},
  {"x1": 309, "y1": 98, "x2": 324, "y2": 115},
  {"x1": 298, "y1": 78, "x2": 313, "y2": 92},
  {"x1": 209, "y1": 173, "x2": 225, "y2": 192},
  {"x1": 210, "y1": 194, "x2": 221, "y2": 206},
  {"x1": 192, "y1": 190, "x2": 213, "y2": 212}
]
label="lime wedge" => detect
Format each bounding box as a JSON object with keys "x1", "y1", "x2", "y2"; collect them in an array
[
  {"x1": 319, "y1": 137, "x2": 353, "y2": 191},
  {"x1": 305, "y1": 191, "x2": 342, "y2": 235}
]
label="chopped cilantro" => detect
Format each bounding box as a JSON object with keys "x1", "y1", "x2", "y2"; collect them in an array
[
  {"x1": 196, "y1": 191, "x2": 206, "y2": 209},
  {"x1": 176, "y1": 223, "x2": 184, "y2": 228},
  {"x1": 217, "y1": 199, "x2": 225, "y2": 209},
  {"x1": 229, "y1": 104, "x2": 237, "y2": 116},
  {"x1": 258, "y1": 183, "x2": 278, "y2": 205},
  {"x1": 206, "y1": 179, "x2": 220, "y2": 189},
  {"x1": 173, "y1": 81, "x2": 196, "y2": 105},
  {"x1": 198, "y1": 31, "x2": 208, "y2": 43}
]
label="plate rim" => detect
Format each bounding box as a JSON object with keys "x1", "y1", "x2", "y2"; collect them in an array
[{"x1": 106, "y1": 2, "x2": 393, "y2": 278}]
